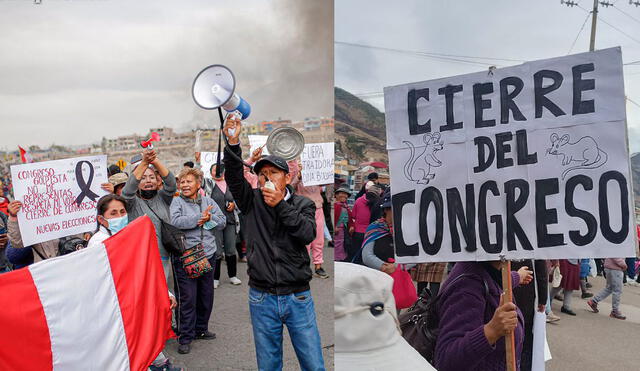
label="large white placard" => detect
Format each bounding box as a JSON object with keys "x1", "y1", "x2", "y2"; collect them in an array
[
  {"x1": 201, "y1": 151, "x2": 224, "y2": 179},
  {"x1": 384, "y1": 47, "x2": 635, "y2": 263},
  {"x1": 10, "y1": 155, "x2": 108, "y2": 246},
  {"x1": 300, "y1": 142, "x2": 334, "y2": 186}
]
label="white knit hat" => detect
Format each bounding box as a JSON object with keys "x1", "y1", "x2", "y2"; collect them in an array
[{"x1": 334, "y1": 262, "x2": 436, "y2": 370}]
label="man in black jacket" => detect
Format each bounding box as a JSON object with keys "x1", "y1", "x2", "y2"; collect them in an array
[{"x1": 222, "y1": 117, "x2": 325, "y2": 371}]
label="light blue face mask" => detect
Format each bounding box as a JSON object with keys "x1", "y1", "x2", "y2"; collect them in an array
[{"x1": 107, "y1": 215, "x2": 129, "y2": 234}]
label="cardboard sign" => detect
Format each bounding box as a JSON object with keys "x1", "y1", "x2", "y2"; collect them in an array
[
  {"x1": 248, "y1": 135, "x2": 270, "y2": 156},
  {"x1": 301, "y1": 142, "x2": 334, "y2": 186},
  {"x1": 384, "y1": 47, "x2": 635, "y2": 263},
  {"x1": 10, "y1": 155, "x2": 108, "y2": 246},
  {"x1": 201, "y1": 151, "x2": 224, "y2": 179}
]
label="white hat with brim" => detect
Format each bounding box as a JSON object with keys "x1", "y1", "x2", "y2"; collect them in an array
[{"x1": 334, "y1": 262, "x2": 436, "y2": 371}]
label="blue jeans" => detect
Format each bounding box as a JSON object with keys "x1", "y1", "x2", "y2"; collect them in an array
[
  {"x1": 248, "y1": 288, "x2": 325, "y2": 371},
  {"x1": 625, "y1": 258, "x2": 637, "y2": 278}
]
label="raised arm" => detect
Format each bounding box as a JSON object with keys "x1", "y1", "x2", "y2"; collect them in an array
[
  {"x1": 6, "y1": 201, "x2": 25, "y2": 249},
  {"x1": 121, "y1": 154, "x2": 148, "y2": 200},
  {"x1": 222, "y1": 118, "x2": 255, "y2": 213},
  {"x1": 158, "y1": 171, "x2": 177, "y2": 204}
]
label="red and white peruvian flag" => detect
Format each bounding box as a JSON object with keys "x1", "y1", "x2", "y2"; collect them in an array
[
  {"x1": 18, "y1": 145, "x2": 33, "y2": 163},
  {"x1": 0, "y1": 216, "x2": 174, "y2": 371}
]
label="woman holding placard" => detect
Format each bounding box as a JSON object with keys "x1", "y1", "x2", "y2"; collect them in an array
[{"x1": 434, "y1": 261, "x2": 533, "y2": 370}]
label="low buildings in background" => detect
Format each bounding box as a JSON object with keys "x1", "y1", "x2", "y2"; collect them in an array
[{"x1": 0, "y1": 117, "x2": 334, "y2": 184}]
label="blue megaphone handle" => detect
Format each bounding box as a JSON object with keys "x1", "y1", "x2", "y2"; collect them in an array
[{"x1": 235, "y1": 97, "x2": 251, "y2": 119}]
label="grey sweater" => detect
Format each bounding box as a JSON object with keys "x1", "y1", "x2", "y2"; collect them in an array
[
  {"x1": 170, "y1": 195, "x2": 225, "y2": 258},
  {"x1": 121, "y1": 172, "x2": 176, "y2": 258}
]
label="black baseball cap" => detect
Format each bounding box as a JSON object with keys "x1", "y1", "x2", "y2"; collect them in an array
[{"x1": 253, "y1": 155, "x2": 289, "y2": 174}]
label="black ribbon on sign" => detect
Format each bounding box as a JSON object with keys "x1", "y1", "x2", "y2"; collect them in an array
[{"x1": 74, "y1": 160, "x2": 100, "y2": 205}]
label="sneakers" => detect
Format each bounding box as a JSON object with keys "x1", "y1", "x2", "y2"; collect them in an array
[
  {"x1": 628, "y1": 280, "x2": 640, "y2": 287},
  {"x1": 229, "y1": 276, "x2": 242, "y2": 285},
  {"x1": 148, "y1": 360, "x2": 183, "y2": 371},
  {"x1": 177, "y1": 343, "x2": 190, "y2": 354},
  {"x1": 586, "y1": 282, "x2": 593, "y2": 289},
  {"x1": 561, "y1": 306, "x2": 576, "y2": 316},
  {"x1": 581, "y1": 292, "x2": 594, "y2": 299},
  {"x1": 213, "y1": 280, "x2": 219, "y2": 289},
  {"x1": 238, "y1": 256, "x2": 247, "y2": 263},
  {"x1": 587, "y1": 299, "x2": 599, "y2": 313},
  {"x1": 610, "y1": 311, "x2": 626, "y2": 320},
  {"x1": 195, "y1": 330, "x2": 216, "y2": 340},
  {"x1": 314, "y1": 267, "x2": 329, "y2": 279},
  {"x1": 546, "y1": 311, "x2": 561, "y2": 323}
]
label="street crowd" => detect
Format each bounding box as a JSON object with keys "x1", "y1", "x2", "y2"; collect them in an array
[
  {"x1": 0, "y1": 117, "x2": 330, "y2": 371},
  {"x1": 333, "y1": 169, "x2": 640, "y2": 371}
]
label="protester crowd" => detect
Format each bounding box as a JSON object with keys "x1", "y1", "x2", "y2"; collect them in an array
[
  {"x1": 333, "y1": 167, "x2": 640, "y2": 371},
  {"x1": 0, "y1": 116, "x2": 329, "y2": 371}
]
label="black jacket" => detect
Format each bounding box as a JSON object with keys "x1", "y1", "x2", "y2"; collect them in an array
[{"x1": 224, "y1": 144, "x2": 316, "y2": 294}]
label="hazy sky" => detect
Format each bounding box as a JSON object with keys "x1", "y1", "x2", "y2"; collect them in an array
[
  {"x1": 335, "y1": 0, "x2": 640, "y2": 153},
  {"x1": 0, "y1": 0, "x2": 333, "y2": 149}
]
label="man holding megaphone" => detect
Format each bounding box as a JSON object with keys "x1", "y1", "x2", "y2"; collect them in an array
[{"x1": 222, "y1": 117, "x2": 325, "y2": 371}]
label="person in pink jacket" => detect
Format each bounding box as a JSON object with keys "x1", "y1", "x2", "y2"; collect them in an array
[
  {"x1": 587, "y1": 258, "x2": 628, "y2": 320},
  {"x1": 349, "y1": 184, "x2": 382, "y2": 264},
  {"x1": 288, "y1": 160, "x2": 329, "y2": 279}
]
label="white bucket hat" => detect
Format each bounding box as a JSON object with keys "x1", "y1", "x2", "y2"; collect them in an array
[{"x1": 334, "y1": 262, "x2": 436, "y2": 370}]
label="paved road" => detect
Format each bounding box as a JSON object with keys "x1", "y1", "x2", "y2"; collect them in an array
[
  {"x1": 163, "y1": 247, "x2": 334, "y2": 371},
  {"x1": 546, "y1": 274, "x2": 640, "y2": 370}
]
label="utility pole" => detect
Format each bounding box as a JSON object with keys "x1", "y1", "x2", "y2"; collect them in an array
[{"x1": 589, "y1": 0, "x2": 599, "y2": 51}]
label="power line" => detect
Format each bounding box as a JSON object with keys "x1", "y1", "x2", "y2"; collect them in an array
[
  {"x1": 568, "y1": 12, "x2": 593, "y2": 54},
  {"x1": 612, "y1": 3, "x2": 640, "y2": 25},
  {"x1": 576, "y1": 3, "x2": 640, "y2": 45},
  {"x1": 335, "y1": 41, "x2": 525, "y2": 67},
  {"x1": 627, "y1": 96, "x2": 640, "y2": 109}
]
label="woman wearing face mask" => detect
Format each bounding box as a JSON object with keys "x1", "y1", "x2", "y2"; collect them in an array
[
  {"x1": 121, "y1": 149, "x2": 177, "y2": 283},
  {"x1": 87, "y1": 194, "x2": 129, "y2": 248}
]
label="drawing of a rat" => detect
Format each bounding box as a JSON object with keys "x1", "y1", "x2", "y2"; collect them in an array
[
  {"x1": 547, "y1": 133, "x2": 608, "y2": 180},
  {"x1": 403, "y1": 132, "x2": 444, "y2": 184}
]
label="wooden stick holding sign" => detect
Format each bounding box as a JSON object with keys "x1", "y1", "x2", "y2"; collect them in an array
[{"x1": 500, "y1": 257, "x2": 517, "y2": 371}]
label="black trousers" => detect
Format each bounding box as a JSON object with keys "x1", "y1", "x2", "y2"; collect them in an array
[
  {"x1": 347, "y1": 232, "x2": 365, "y2": 264},
  {"x1": 172, "y1": 256, "x2": 215, "y2": 345}
]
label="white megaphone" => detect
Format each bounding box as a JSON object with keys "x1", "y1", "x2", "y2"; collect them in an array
[{"x1": 192, "y1": 64, "x2": 251, "y2": 120}]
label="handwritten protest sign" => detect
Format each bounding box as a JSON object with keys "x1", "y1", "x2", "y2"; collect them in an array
[
  {"x1": 300, "y1": 142, "x2": 334, "y2": 186},
  {"x1": 248, "y1": 135, "x2": 270, "y2": 156},
  {"x1": 10, "y1": 155, "x2": 108, "y2": 246},
  {"x1": 201, "y1": 151, "x2": 224, "y2": 179},
  {"x1": 384, "y1": 47, "x2": 635, "y2": 263}
]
